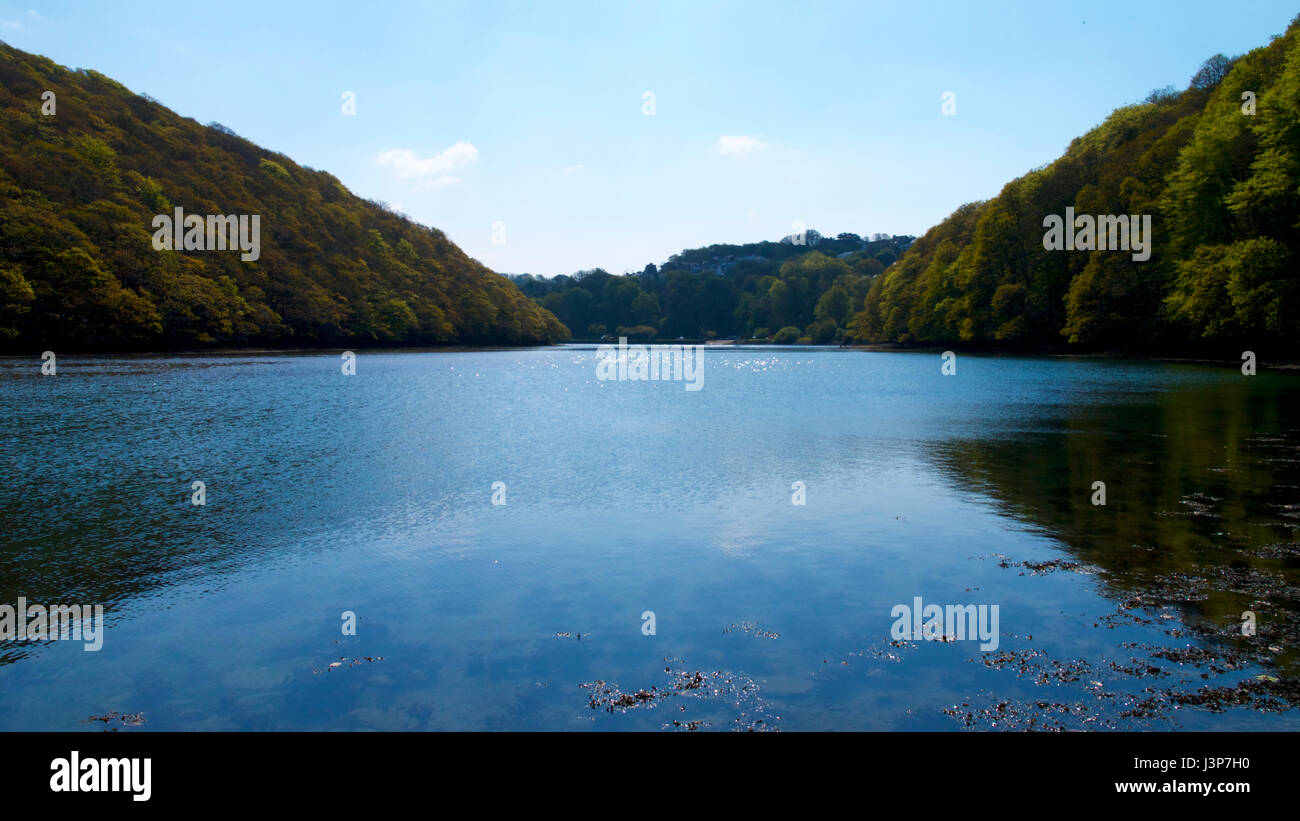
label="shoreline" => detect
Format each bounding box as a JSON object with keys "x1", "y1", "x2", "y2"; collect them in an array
[
  {"x1": 844, "y1": 343, "x2": 1300, "y2": 369},
  {"x1": 2, "y1": 342, "x2": 1297, "y2": 371}
]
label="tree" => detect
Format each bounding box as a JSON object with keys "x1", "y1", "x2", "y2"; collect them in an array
[
  {"x1": 1190, "y1": 54, "x2": 1233, "y2": 89},
  {"x1": 815, "y1": 285, "x2": 853, "y2": 327},
  {"x1": 855, "y1": 17, "x2": 1300, "y2": 353},
  {"x1": 0, "y1": 40, "x2": 568, "y2": 352},
  {"x1": 806, "y1": 318, "x2": 837, "y2": 344},
  {"x1": 0, "y1": 263, "x2": 35, "y2": 339},
  {"x1": 772, "y1": 326, "x2": 801, "y2": 344}
]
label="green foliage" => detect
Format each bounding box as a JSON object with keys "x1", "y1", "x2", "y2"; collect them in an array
[
  {"x1": 1166, "y1": 238, "x2": 1295, "y2": 338},
  {"x1": 257, "y1": 158, "x2": 292, "y2": 182},
  {"x1": 0, "y1": 262, "x2": 35, "y2": 339},
  {"x1": 772, "y1": 326, "x2": 801, "y2": 344},
  {"x1": 512, "y1": 237, "x2": 910, "y2": 341},
  {"x1": 125, "y1": 170, "x2": 171, "y2": 213},
  {"x1": 616, "y1": 324, "x2": 657, "y2": 341},
  {"x1": 805, "y1": 318, "x2": 837, "y2": 344},
  {"x1": 851, "y1": 18, "x2": 1300, "y2": 353},
  {"x1": 0, "y1": 42, "x2": 567, "y2": 351}
]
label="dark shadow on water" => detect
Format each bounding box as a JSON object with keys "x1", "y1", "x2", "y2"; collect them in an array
[{"x1": 928, "y1": 373, "x2": 1300, "y2": 678}]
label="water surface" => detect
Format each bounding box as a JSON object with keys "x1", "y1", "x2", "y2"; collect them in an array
[{"x1": 1, "y1": 346, "x2": 1297, "y2": 730}]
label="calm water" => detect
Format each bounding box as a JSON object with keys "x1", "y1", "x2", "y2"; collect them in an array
[{"x1": 1, "y1": 346, "x2": 1297, "y2": 731}]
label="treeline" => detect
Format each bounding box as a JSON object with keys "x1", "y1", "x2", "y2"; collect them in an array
[
  {"x1": 0, "y1": 42, "x2": 568, "y2": 351},
  {"x1": 511, "y1": 232, "x2": 913, "y2": 342},
  {"x1": 849, "y1": 17, "x2": 1300, "y2": 354}
]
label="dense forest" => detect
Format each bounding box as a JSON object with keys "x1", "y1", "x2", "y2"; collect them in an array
[
  {"x1": 6, "y1": 15, "x2": 1298, "y2": 355},
  {"x1": 849, "y1": 17, "x2": 1300, "y2": 354},
  {"x1": 0, "y1": 42, "x2": 568, "y2": 352},
  {"x1": 512, "y1": 15, "x2": 1299, "y2": 351},
  {"x1": 511, "y1": 232, "x2": 914, "y2": 342}
]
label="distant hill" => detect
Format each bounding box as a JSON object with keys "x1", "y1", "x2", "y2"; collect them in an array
[
  {"x1": 0, "y1": 42, "x2": 568, "y2": 352},
  {"x1": 510, "y1": 232, "x2": 914, "y2": 342},
  {"x1": 849, "y1": 17, "x2": 1300, "y2": 354}
]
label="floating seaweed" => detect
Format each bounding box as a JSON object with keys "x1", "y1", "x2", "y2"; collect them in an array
[
  {"x1": 87, "y1": 711, "x2": 145, "y2": 730},
  {"x1": 722, "y1": 621, "x2": 780, "y2": 639},
  {"x1": 313, "y1": 655, "x2": 384, "y2": 675},
  {"x1": 579, "y1": 658, "x2": 780, "y2": 731},
  {"x1": 996, "y1": 558, "x2": 1104, "y2": 576}
]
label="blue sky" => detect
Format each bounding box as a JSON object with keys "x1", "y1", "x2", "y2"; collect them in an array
[{"x1": 2, "y1": 1, "x2": 1296, "y2": 276}]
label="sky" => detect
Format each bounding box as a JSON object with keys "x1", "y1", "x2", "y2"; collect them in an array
[{"x1": 1, "y1": 1, "x2": 1296, "y2": 277}]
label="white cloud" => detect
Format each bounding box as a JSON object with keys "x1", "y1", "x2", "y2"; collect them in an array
[
  {"x1": 717, "y1": 135, "x2": 766, "y2": 157},
  {"x1": 2, "y1": 10, "x2": 37, "y2": 30},
  {"x1": 375, "y1": 142, "x2": 478, "y2": 189}
]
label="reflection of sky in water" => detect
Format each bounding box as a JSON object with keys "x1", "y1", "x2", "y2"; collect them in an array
[{"x1": 0, "y1": 349, "x2": 1296, "y2": 730}]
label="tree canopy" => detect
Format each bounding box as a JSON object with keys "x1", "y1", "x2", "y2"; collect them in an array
[
  {"x1": 848, "y1": 20, "x2": 1300, "y2": 354},
  {"x1": 0, "y1": 42, "x2": 568, "y2": 351},
  {"x1": 510, "y1": 234, "x2": 912, "y2": 342}
]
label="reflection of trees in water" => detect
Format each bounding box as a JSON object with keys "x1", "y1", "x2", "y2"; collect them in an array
[
  {"x1": 929, "y1": 375, "x2": 1300, "y2": 659},
  {"x1": 0, "y1": 503, "x2": 254, "y2": 667}
]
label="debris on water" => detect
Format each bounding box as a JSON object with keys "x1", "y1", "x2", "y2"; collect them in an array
[
  {"x1": 1109, "y1": 659, "x2": 1166, "y2": 679},
  {"x1": 996, "y1": 558, "x2": 1103, "y2": 576},
  {"x1": 580, "y1": 680, "x2": 666, "y2": 711},
  {"x1": 943, "y1": 695, "x2": 1124, "y2": 731},
  {"x1": 1128, "y1": 676, "x2": 1300, "y2": 715},
  {"x1": 837, "y1": 637, "x2": 919, "y2": 665},
  {"x1": 1146, "y1": 644, "x2": 1248, "y2": 672},
  {"x1": 313, "y1": 655, "x2": 384, "y2": 674},
  {"x1": 1146, "y1": 566, "x2": 1300, "y2": 603},
  {"x1": 1234, "y1": 541, "x2": 1300, "y2": 559},
  {"x1": 940, "y1": 539, "x2": 1300, "y2": 729},
  {"x1": 722, "y1": 621, "x2": 779, "y2": 639},
  {"x1": 975, "y1": 649, "x2": 1091, "y2": 685},
  {"x1": 980, "y1": 648, "x2": 1045, "y2": 672},
  {"x1": 1174, "y1": 493, "x2": 1222, "y2": 518},
  {"x1": 579, "y1": 659, "x2": 779, "y2": 731},
  {"x1": 667, "y1": 719, "x2": 709, "y2": 731},
  {"x1": 88, "y1": 712, "x2": 145, "y2": 730}
]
